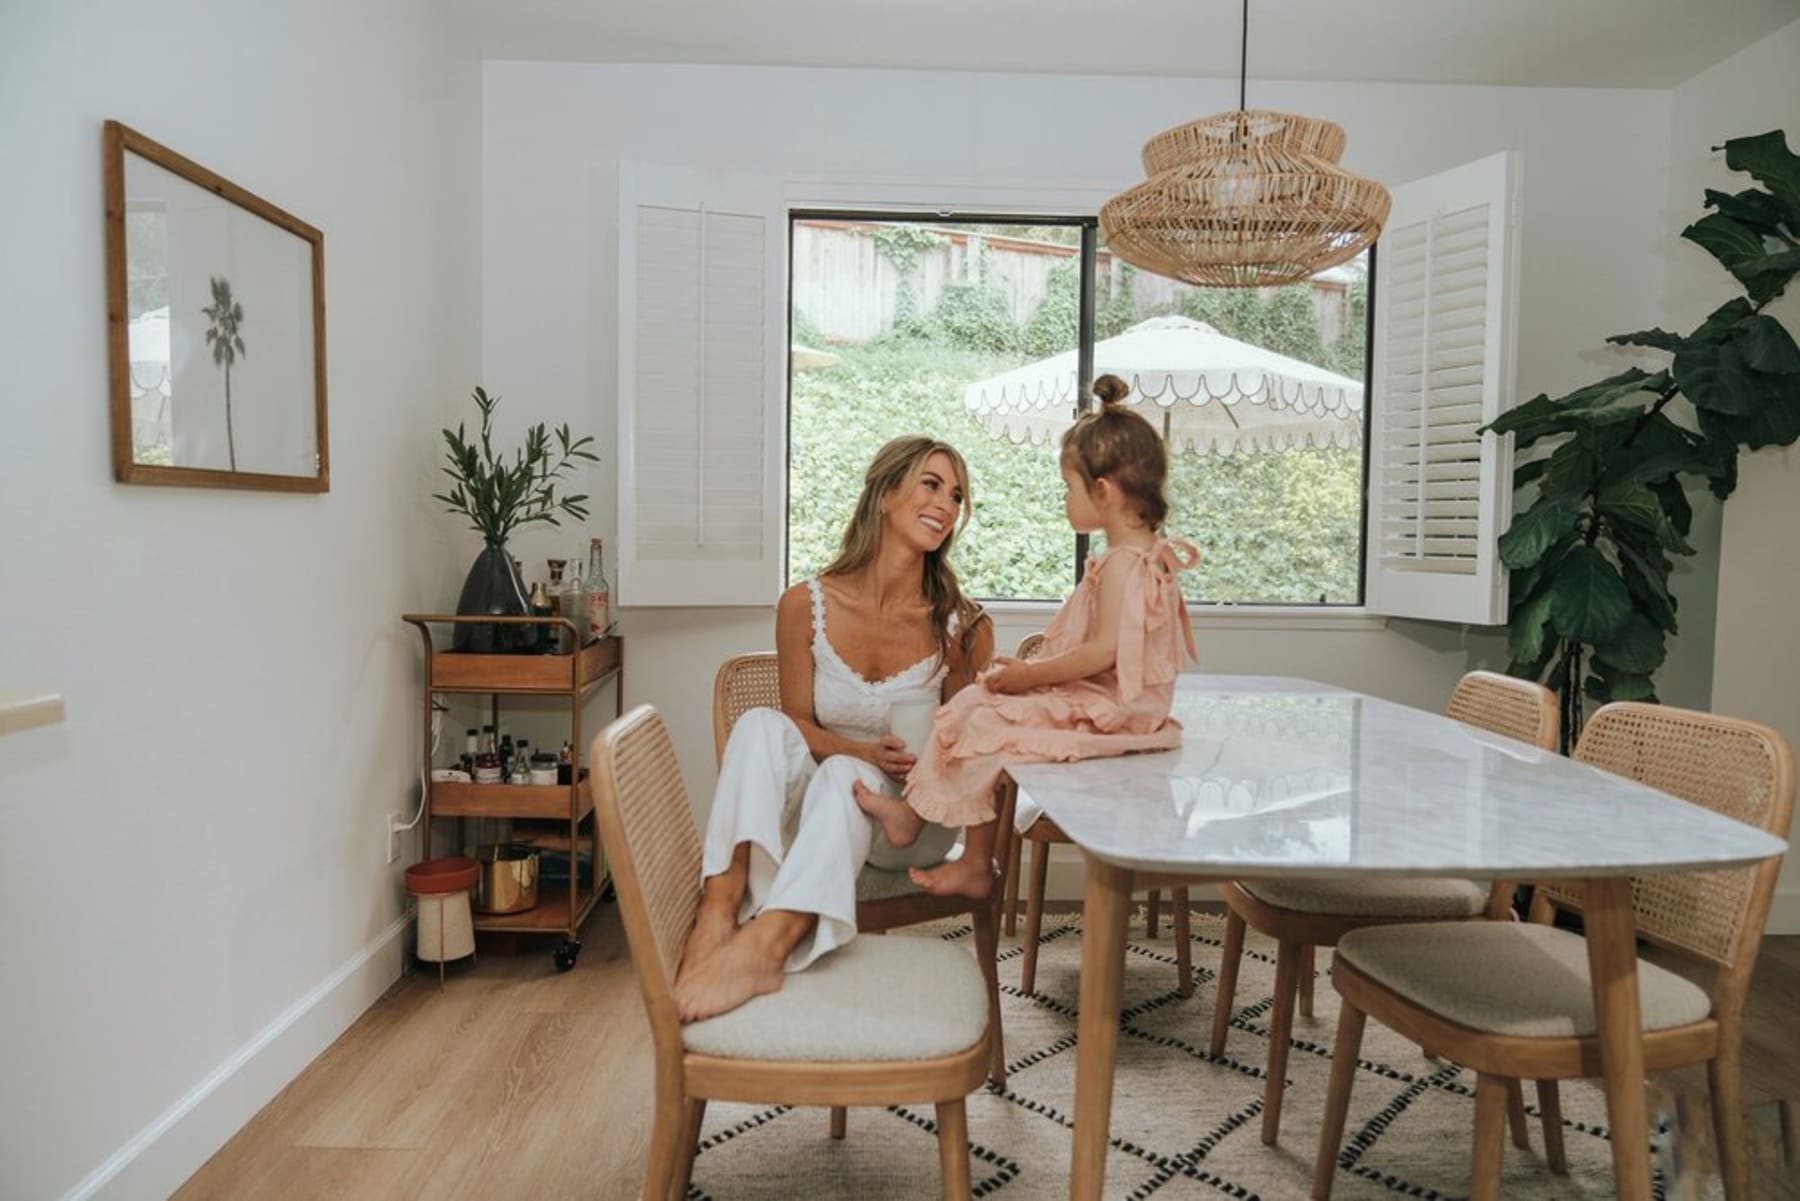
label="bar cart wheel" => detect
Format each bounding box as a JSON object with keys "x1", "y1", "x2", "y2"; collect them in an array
[{"x1": 553, "y1": 938, "x2": 582, "y2": 972}]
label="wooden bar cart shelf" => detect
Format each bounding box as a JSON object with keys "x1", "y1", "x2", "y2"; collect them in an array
[{"x1": 402, "y1": 614, "x2": 624, "y2": 972}]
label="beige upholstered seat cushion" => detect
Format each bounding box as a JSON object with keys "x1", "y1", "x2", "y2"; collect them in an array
[
  {"x1": 1336, "y1": 922, "x2": 1713, "y2": 1038},
  {"x1": 682, "y1": 934, "x2": 988, "y2": 1061},
  {"x1": 856, "y1": 865, "x2": 924, "y2": 902},
  {"x1": 1244, "y1": 876, "x2": 1489, "y2": 918}
]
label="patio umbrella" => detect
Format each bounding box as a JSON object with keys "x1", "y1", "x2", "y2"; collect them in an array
[
  {"x1": 962, "y1": 314, "x2": 1362, "y2": 457},
  {"x1": 790, "y1": 343, "x2": 840, "y2": 370}
]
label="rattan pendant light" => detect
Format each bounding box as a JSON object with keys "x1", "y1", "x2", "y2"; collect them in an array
[{"x1": 1100, "y1": 0, "x2": 1390, "y2": 288}]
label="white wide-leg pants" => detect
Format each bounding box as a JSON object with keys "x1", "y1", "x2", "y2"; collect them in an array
[{"x1": 701, "y1": 708, "x2": 955, "y2": 970}]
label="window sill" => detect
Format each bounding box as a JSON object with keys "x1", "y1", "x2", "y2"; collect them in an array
[{"x1": 980, "y1": 600, "x2": 1389, "y2": 632}]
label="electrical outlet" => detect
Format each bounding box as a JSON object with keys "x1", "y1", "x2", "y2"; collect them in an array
[{"x1": 386, "y1": 811, "x2": 405, "y2": 864}]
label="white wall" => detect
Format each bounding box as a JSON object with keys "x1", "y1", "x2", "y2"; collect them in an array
[
  {"x1": 1675, "y1": 19, "x2": 1800, "y2": 931},
  {"x1": 0, "y1": 3, "x2": 479, "y2": 1197},
  {"x1": 482, "y1": 62, "x2": 1684, "y2": 824}
]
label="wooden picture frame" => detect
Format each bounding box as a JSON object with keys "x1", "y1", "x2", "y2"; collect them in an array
[{"x1": 104, "y1": 120, "x2": 329, "y2": 491}]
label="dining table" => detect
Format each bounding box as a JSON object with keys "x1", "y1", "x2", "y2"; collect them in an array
[{"x1": 1003, "y1": 674, "x2": 1789, "y2": 1201}]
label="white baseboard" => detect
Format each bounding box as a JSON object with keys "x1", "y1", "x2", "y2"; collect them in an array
[
  {"x1": 63, "y1": 913, "x2": 410, "y2": 1201},
  {"x1": 1766, "y1": 888, "x2": 1800, "y2": 937}
]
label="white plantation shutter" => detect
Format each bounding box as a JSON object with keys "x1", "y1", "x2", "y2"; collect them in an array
[
  {"x1": 618, "y1": 163, "x2": 785, "y2": 606},
  {"x1": 1366, "y1": 151, "x2": 1521, "y2": 625}
]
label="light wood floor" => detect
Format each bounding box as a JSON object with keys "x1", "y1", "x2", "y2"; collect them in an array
[{"x1": 175, "y1": 905, "x2": 1800, "y2": 1200}]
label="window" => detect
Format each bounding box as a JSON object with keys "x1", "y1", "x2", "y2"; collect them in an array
[
  {"x1": 615, "y1": 155, "x2": 1518, "y2": 620},
  {"x1": 787, "y1": 215, "x2": 1372, "y2": 604}
]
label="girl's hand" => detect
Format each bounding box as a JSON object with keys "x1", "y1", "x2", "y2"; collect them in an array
[
  {"x1": 866, "y1": 734, "x2": 916, "y2": 781},
  {"x1": 984, "y1": 656, "x2": 1033, "y2": 695}
]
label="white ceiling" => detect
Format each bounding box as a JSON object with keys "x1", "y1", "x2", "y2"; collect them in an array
[{"x1": 444, "y1": 0, "x2": 1799, "y2": 89}]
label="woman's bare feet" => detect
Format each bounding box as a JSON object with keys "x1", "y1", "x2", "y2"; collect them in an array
[
  {"x1": 908, "y1": 856, "x2": 993, "y2": 899},
  {"x1": 674, "y1": 911, "x2": 810, "y2": 1022},
  {"x1": 676, "y1": 894, "x2": 739, "y2": 987},
  {"x1": 852, "y1": 778, "x2": 925, "y2": 848}
]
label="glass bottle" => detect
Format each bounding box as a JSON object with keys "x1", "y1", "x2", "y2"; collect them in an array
[
  {"x1": 528, "y1": 580, "x2": 553, "y2": 653},
  {"x1": 460, "y1": 728, "x2": 478, "y2": 776},
  {"x1": 561, "y1": 560, "x2": 587, "y2": 650},
  {"x1": 499, "y1": 733, "x2": 515, "y2": 783},
  {"x1": 586, "y1": 537, "x2": 611, "y2": 640}
]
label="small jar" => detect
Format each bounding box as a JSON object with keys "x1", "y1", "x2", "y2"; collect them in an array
[
  {"x1": 528, "y1": 753, "x2": 559, "y2": 786},
  {"x1": 473, "y1": 750, "x2": 502, "y2": 784}
]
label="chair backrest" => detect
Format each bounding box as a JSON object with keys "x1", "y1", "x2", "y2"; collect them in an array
[
  {"x1": 1564, "y1": 703, "x2": 1793, "y2": 979},
  {"x1": 714, "y1": 652, "x2": 781, "y2": 765},
  {"x1": 589, "y1": 706, "x2": 701, "y2": 1042},
  {"x1": 1015, "y1": 631, "x2": 1046, "y2": 661},
  {"x1": 1446, "y1": 669, "x2": 1558, "y2": 751}
]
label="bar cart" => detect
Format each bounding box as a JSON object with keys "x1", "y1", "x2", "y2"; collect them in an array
[{"x1": 401, "y1": 614, "x2": 624, "y2": 971}]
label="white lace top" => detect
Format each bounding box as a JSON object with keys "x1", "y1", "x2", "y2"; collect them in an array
[{"x1": 807, "y1": 577, "x2": 950, "y2": 742}]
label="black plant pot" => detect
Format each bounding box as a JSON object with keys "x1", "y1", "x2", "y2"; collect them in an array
[{"x1": 452, "y1": 543, "x2": 537, "y2": 653}]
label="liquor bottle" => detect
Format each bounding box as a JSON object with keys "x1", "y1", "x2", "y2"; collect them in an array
[
  {"x1": 499, "y1": 733, "x2": 515, "y2": 783},
  {"x1": 528, "y1": 580, "x2": 553, "y2": 652},
  {"x1": 586, "y1": 537, "x2": 611, "y2": 640},
  {"x1": 460, "y1": 728, "x2": 478, "y2": 777}
]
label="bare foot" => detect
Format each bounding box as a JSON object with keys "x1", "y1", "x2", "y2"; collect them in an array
[
  {"x1": 908, "y1": 856, "x2": 993, "y2": 900},
  {"x1": 852, "y1": 778, "x2": 925, "y2": 849},
  {"x1": 674, "y1": 922, "x2": 788, "y2": 1022},
  {"x1": 676, "y1": 895, "x2": 739, "y2": 987}
]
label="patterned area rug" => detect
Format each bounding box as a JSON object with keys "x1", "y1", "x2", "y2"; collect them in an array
[{"x1": 684, "y1": 911, "x2": 1717, "y2": 1200}]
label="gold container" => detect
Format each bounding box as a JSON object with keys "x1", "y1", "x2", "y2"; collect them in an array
[{"x1": 474, "y1": 843, "x2": 540, "y2": 914}]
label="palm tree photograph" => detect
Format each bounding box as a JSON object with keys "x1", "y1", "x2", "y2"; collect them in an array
[{"x1": 202, "y1": 275, "x2": 246, "y2": 471}]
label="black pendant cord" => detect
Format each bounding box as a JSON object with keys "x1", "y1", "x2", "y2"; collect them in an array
[{"x1": 1237, "y1": 0, "x2": 1249, "y2": 111}]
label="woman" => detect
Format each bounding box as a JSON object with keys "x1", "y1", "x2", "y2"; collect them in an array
[{"x1": 673, "y1": 436, "x2": 995, "y2": 1023}]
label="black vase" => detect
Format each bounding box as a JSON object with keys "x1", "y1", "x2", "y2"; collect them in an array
[{"x1": 452, "y1": 543, "x2": 537, "y2": 653}]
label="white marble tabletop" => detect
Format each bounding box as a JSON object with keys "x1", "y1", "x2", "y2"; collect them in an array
[{"x1": 1010, "y1": 675, "x2": 1787, "y2": 880}]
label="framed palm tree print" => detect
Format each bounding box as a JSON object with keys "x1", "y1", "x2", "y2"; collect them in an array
[{"x1": 104, "y1": 120, "x2": 329, "y2": 492}]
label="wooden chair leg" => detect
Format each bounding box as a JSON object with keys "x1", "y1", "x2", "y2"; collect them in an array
[
  {"x1": 1504, "y1": 1079, "x2": 1531, "y2": 1150},
  {"x1": 1209, "y1": 907, "x2": 1245, "y2": 1057},
  {"x1": 972, "y1": 903, "x2": 1005, "y2": 1087},
  {"x1": 1710, "y1": 1041, "x2": 1750, "y2": 1201},
  {"x1": 669, "y1": 1098, "x2": 706, "y2": 1201},
  {"x1": 1470, "y1": 1073, "x2": 1508, "y2": 1201},
  {"x1": 1311, "y1": 999, "x2": 1366, "y2": 1201},
  {"x1": 642, "y1": 1090, "x2": 684, "y2": 1201},
  {"x1": 1261, "y1": 938, "x2": 1302, "y2": 1145},
  {"x1": 829, "y1": 1106, "x2": 847, "y2": 1140},
  {"x1": 936, "y1": 1098, "x2": 972, "y2": 1201},
  {"x1": 1172, "y1": 887, "x2": 1193, "y2": 997},
  {"x1": 1019, "y1": 838, "x2": 1050, "y2": 994},
  {"x1": 1297, "y1": 943, "x2": 1317, "y2": 1019},
  {"x1": 1002, "y1": 833, "x2": 1023, "y2": 936},
  {"x1": 1536, "y1": 1079, "x2": 1568, "y2": 1175},
  {"x1": 1146, "y1": 889, "x2": 1161, "y2": 939}
]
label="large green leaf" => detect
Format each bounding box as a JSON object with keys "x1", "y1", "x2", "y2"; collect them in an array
[
  {"x1": 1485, "y1": 370, "x2": 1660, "y2": 447},
  {"x1": 1593, "y1": 611, "x2": 1668, "y2": 674},
  {"x1": 1616, "y1": 543, "x2": 1679, "y2": 634},
  {"x1": 1548, "y1": 546, "x2": 1633, "y2": 644},
  {"x1": 1599, "y1": 481, "x2": 1695, "y2": 555},
  {"x1": 1508, "y1": 585, "x2": 1557, "y2": 666},
  {"x1": 1694, "y1": 297, "x2": 1757, "y2": 344},
  {"x1": 1498, "y1": 496, "x2": 1578, "y2": 569},
  {"x1": 1508, "y1": 534, "x2": 1577, "y2": 605},
  {"x1": 1736, "y1": 314, "x2": 1800, "y2": 373},
  {"x1": 1681, "y1": 213, "x2": 1777, "y2": 295},
  {"x1": 1704, "y1": 186, "x2": 1795, "y2": 234},
  {"x1": 1723, "y1": 130, "x2": 1800, "y2": 221},
  {"x1": 1646, "y1": 476, "x2": 1693, "y2": 538},
  {"x1": 1585, "y1": 667, "x2": 1658, "y2": 704},
  {"x1": 1611, "y1": 413, "x2": 1711, "y2": 485},
  {"x1": 1606, "y1": 328, "x2": 1686, "y2": 354},
  {"x1": 1540, "y1": 431, "x2": 1600, "y2": 501}
]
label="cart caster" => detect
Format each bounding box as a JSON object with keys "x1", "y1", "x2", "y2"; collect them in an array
[{"x1": 553, "y1": 938, "x2": 581, "y2": 972}]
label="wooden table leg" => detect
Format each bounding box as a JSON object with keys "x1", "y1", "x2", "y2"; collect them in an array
[
  {"x1": 1585, "y1": 876, "x2": 1651, "y2": 1200},
  {"x1": 1071, "y1": 856, "x2": 1132, "y2": 1201}
]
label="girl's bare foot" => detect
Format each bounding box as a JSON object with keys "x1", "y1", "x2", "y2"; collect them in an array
[
  {"x1": 908, "y1": 856, "x2": 993, "y2": 900},
  {"x1": 852, "y1": 778, "x2": 925, "y2": 848},
  {"x1": 674, "y1": 917, "x2": 797, "y2": 1022},
  {"x1": 676, "y1": 895, "x2": 739, "y2": 987}
]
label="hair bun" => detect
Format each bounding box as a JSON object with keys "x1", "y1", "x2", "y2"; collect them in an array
[{"x1": 1091, "y1": 374, "x2": 1129, "y2": 408}]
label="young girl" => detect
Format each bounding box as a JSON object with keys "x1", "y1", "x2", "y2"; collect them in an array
[{"x1": 854, "y1": 373, "x2": 1199, "y2": 899}]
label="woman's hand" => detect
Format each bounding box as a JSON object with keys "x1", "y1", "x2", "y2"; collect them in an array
[
  {"x1": 864, "y1": 734, "x2": 916, "y2": 781},
  {"x1": 984, "y1": 655, "x2": 1034, "y2": 695}
]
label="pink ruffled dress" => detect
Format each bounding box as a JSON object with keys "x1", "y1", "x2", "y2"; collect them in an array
[{"x1": 903, "y1": 538, "x2": 1200, "y2": 827}]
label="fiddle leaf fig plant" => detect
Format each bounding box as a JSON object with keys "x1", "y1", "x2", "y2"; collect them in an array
[
  {"x1": 433, "y1": 386, "x2": 599, "y2": 546},
  {"x1": 1485, "y1": 130, "x2": 1800, "y2": 750}
]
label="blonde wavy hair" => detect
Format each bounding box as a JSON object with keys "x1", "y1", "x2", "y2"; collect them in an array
[{"x1": 821, "y1": 436, "x2": 985, "y2": 664}]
